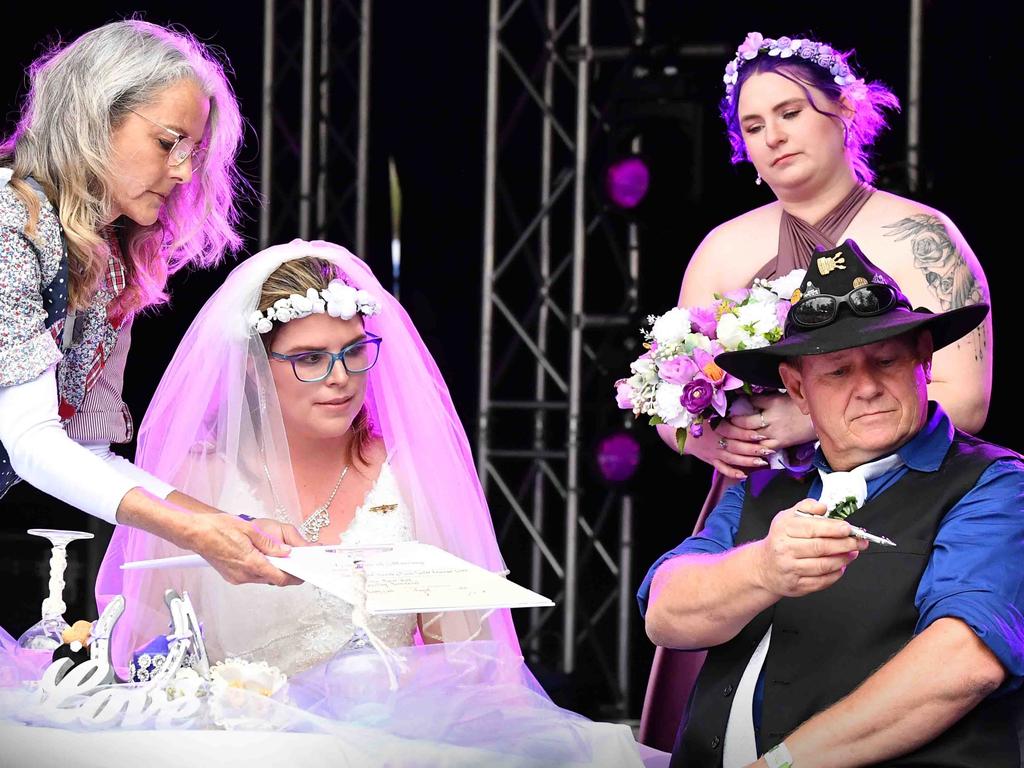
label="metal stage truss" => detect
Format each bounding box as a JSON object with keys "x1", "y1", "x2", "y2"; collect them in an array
[
  {"x1": 260, "y1": 0, "x2": 370, "y2": 253},
  {"x1": 478, "y1": 0, "x2": 652, "y2": 719},
  {"x1": 257, "y1": 0, "x2": 923, "y2": 721},
  {"x1": 478, "y1": 1, "x2": 924, "y2": 719}
]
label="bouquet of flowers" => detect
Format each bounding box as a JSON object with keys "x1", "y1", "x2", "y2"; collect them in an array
[{"x1": 615, "y1": 269, "x2": 805, "y2": 452}]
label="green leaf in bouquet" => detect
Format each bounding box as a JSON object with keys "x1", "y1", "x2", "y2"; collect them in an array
[
  {"x1": 675, "y1": 427, "x2": 687, "y2": 455},
  {"x1": 648, "y1": 415, "x2": 664, "y2": 426}
]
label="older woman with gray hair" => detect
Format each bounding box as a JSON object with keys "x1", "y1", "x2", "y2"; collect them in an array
[{"x1": 0, "y1": 20, "x2": 301, "y2": 587}]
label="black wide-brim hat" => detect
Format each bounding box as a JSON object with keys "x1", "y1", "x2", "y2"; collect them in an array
[{"x1": 715, "y1": 240, "x2": 988, "y2": 390}]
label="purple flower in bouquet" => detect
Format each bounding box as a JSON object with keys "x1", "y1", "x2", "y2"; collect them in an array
[
  {"x1": 681, "y1": 376, "x2": 715, "y2": 415},
  {"x1": 693, "y1": 347, "x2": 743, "y2": 416},
  {"x1": 689, "y1": 304, "x2": 719, "y2": 337},
  {"x1": 614, "y1": 379, "x2": 634, "y2": 409},
  {"x1": 722, "y1": 287, "x2": 751, "y2": 305},
  {"x1": 776, "y1": 300, "x2": 792, "y2": 329},
  {"x1": 658, "y1": 355, "x2": 699, "y2": 385}
]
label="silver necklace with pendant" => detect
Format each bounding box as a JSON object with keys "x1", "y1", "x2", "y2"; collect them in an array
[{"x1": 263, "y1": 461, "x2": 350, "y2": 543}]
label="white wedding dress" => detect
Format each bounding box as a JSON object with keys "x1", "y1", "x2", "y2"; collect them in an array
[
  {"x1": 176, "y1": 458, "x2": 417, "y2": 674},
  {"x1": 0, "y1": 457, "x2": 658, "y2": 767}
]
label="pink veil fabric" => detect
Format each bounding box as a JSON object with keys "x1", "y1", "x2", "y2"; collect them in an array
[{"x1": 95, "y1": 239, "x2": 520, "y2": 669}]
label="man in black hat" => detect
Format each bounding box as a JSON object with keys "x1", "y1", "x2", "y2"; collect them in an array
[{"x1": 638, "y1": 240, "x2": 1023, "y2": 767}]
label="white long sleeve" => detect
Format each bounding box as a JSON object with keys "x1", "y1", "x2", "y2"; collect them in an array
[
  {"x1": 0, "y1": 368, "x2": 172, "y2": 524},
  {"x1": 79, "y1": 440, "x2": 175, "y2": 502}
]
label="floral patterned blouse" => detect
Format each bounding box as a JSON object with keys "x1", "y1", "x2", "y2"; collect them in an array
[{"x1": 0, "y1": 179, "x2": 133, "y2": 443}]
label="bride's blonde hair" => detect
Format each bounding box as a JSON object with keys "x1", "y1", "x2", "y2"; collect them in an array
[
  {"x1": 258, "y1": 256, "x2": 377, "y2": 466},
  {"x1": 0, "y1": 20, "x2": 245, "y2": 315}
]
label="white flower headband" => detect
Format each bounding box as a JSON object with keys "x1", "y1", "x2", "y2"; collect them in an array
[
  {"x1": 723, "y1": 32, "x2": 864, "y2": 106},
  {"x1": 248, "y1": 279, "x2": 381, "y2": 334}
]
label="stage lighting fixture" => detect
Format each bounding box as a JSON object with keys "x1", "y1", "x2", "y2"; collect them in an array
[
  {"x1": 601, "y1": 45, "x2": 703, "y2": 227},
  {"x1": 595, "y1": 431, "x2": 642, "y2": 486},
  {"x1": 605, "y1": 155, "x2": 651, "y2": 210}
]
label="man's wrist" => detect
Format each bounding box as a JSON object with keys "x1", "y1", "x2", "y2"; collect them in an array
[
  {"x1": 747, "y1": 539, "x2": 775, "y2": 596},
  {"x1": 763, "y1": 741, "x2": 794, "y2": 768}
]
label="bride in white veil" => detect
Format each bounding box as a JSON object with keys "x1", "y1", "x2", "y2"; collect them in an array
[
  {"x1": 96, "y1": 239, "x2": 520, "y2": 671},
  {"x1": 47, "y1": 239, "x2": 649, "y2": 766}
]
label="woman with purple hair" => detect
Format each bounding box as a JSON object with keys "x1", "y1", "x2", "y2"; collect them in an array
[
  {"x1": 640, "y1": 32, "x2": 993, "y2": 751},
  {"x1": 0, "y1": 20, "x2": 300, "y2": 588}
]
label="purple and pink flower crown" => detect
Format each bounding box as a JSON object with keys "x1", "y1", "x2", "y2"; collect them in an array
[{"x1": 723, "y1": 32, "x2": 863, "y2": 105}]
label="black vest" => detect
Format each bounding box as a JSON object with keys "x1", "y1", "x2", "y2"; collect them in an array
[{"x1": 674, "y1": 432, "x2": 1022, "y2": 767}]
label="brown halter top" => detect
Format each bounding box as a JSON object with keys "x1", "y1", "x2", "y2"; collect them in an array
[{"x1": 753, "y1": 182, "x2": 875, "y2": 281}]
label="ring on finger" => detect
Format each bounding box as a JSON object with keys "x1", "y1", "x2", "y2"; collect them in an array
[
  {"x1": 759, "y1": 412, "x2": 767, "y2": 429},
  {"x1": 718, "y1": 437, "x2": 728, "y2": 450}
]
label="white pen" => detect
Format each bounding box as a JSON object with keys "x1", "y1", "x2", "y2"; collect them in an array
[
  {"x1": 795, "y1": 510, "x2": 896, "y2": 547},
  {"x1": 120, "y1": 553, "x2": 208, "y2": 570}
]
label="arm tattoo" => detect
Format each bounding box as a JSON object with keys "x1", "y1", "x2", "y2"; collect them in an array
[{"x1": 883, "y1": 214, "x2": 987, "y2": 360}]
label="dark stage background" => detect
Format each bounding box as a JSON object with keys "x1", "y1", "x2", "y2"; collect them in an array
[{"x1": 1, "y1": 2, "x2": 1018, "y2": 718}]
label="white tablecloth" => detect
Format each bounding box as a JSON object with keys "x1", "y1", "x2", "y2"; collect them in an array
[{"x1": 0, "y1": 723, "x2": 670, "y2": 768}]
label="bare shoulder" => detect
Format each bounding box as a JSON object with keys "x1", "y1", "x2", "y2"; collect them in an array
[
  {"x1": 846, "y1": 191, "x2": 988, "y2": 312},
  {"x1": 698, "y1": 203, "x2": 781, "y2": 262},
  {"x1": 681, "y1": 203, "x2": 782, "y2": 304}
]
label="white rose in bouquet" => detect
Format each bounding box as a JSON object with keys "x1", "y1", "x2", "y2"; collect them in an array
[
  {"x1": 737, "y1": 300, "x2": 781, "y2": 337},
  {"x1": 654, "y1": 383, "x2": 687, "y2": 425},
  {"x1": 715, "y1": 312, "x2": 754, "y2": 350},
  {"x1": 650, "y1": 307, "x2": 692, "y2": 346}
]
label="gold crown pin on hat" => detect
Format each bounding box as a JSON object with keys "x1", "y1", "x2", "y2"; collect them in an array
[{"x1": 817, "y1": 251, "x2": 846, "y2": 275}]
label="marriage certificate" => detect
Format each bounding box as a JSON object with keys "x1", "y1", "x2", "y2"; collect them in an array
[{"x1": 267, "y1": 541, "x2": 554, "y2": 614}]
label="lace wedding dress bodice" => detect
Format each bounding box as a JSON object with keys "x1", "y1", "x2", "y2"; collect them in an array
[{"x1": 187, "y1": 462, "x2": 418, "y2": 675}]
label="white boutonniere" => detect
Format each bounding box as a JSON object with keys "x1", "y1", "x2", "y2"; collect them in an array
[{"x1": 818, "y1": 470, "x2": 868, "y2": 520}]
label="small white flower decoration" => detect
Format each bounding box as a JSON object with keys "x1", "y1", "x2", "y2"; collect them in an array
[
  {"x1": 165, "y1": 667, "x2": 208, "y2": 700},
  {"x1": 209, "y1": 658, "x2": 287, "y2": 698},
  {"x1": 248, "y1": 280, "x2": 382, "y2": 334}
]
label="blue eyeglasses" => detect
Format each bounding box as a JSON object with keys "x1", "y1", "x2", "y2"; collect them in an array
[{"x1": 270, "y1": 334, "x2": 382, "y2": 382}]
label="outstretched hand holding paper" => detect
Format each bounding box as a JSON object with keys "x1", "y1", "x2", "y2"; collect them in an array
[
  {"x1": 268, "y1": 541, "x2": 554, "y2": 613},
  {"x1": 122, "y1": 541, "x2": 554, "y2": 614}
]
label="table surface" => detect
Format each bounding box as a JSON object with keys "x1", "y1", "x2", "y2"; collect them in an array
[{"x1": 0, "y1": 723, "x2": 671, "y2": 768}]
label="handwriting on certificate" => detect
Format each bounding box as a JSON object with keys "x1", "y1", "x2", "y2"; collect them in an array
[{"x1": 268, "y1": 542, "x2": 553, "y2": 614}]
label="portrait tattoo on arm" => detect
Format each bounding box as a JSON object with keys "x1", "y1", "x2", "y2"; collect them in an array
[{"x1": 883, "y1": 214, "x2": 987, "y2": 361}]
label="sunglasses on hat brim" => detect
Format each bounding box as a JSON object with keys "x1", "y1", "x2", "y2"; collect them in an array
[{"x1": 788, "y1": 284, "x2": 911, "y2": 330}]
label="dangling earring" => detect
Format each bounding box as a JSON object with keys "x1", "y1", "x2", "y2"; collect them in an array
[{"x1": 755, "y1": 173, "x2": 763, "y2": 186}]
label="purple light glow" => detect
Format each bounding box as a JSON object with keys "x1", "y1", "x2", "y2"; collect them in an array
[
  {"x1": 605, "y1": 157, "x2": 650, "y2": 209},
  {"x1": 596, "y1": 433, "x2": 641, "y2": 484}
]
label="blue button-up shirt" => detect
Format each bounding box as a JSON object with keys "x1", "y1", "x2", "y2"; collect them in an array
[{"x1": 638, "y1": 403, "x2": 1024, "y2": 692}]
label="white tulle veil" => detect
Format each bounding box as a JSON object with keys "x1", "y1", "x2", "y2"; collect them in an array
[{"x1": 96, "y1": 239, "x2": 520, "y2": 668}]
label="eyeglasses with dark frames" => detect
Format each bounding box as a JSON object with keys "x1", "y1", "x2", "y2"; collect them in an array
[
  {"x1": 128, "y1": 108, "x2": 205, "y2": 169},
  {"x1": 270, "y1": 334, "x2": 383, "y2": 382}
]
